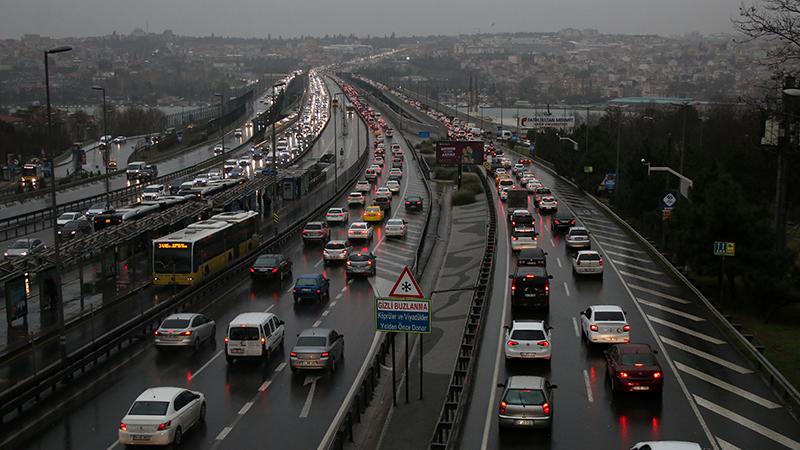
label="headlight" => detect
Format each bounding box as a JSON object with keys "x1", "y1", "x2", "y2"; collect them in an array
[{"x1": 20, "y1": 252, "x2": 27, "y2": 256}]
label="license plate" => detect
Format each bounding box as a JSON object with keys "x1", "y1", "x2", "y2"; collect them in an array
[
  {"x1": 520, "y1": 352, "x2": 536, "y2": 357},
  {"x1": 230, "y1": 348, "x2": 244, "y2": 354},
  {"x1": 525, "y1": 293, "x2": 536, "y2": 297},
  {"x1": 299, "y1": 360, "x2": 317, "y2": 366},
  {"x1": 631, "y1": 386, "x2": 650, "y2": 391},
  {"x1": 515, "y1": 420, "x2": 534, "y2": 426},
  {"x1": 132, "y1": 435, "x2": 150, "y2": 441}
]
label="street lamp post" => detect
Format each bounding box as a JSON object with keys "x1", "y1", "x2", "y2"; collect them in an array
[
  {"x1": 271, "y1": 82, "x2": 286, "y2": 176},
  {"x1": 608, "y1": 105, "x2": 627, "y2": 195},
  {"x1": 45, "y1": 45, "x2": 72, "y2": 359},
  {"x1": 214, "y1": 93, "x2": 224, "y2": 177},
  {"x1": 91, "y1": 85, "x2": 110, "y2": 205}
]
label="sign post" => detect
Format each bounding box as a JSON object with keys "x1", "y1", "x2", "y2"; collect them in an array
[{"x1": 713, "y1": 241, "x2": 735, "y2": 305}]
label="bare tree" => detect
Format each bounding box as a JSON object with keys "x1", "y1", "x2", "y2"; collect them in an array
[{"x1": 735, "y1": 0, "x2": 800, "y2": 66}]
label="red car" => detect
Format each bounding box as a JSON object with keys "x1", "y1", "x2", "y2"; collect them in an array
[{"x1": 604, "y1": 344, "x2": 663, "y2": 394}]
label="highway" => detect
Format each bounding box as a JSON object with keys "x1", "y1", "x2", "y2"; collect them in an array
[
  {"x1": 8, "y1": 78, "x2": 433, "y2": 450},
  {"x1": 455, "y1": 150, "x2": 800, "y2": 450}
]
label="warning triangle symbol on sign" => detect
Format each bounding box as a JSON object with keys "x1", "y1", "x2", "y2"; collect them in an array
[{"x1": 388, "y1": 266, "x2": 425, "y2": 299}]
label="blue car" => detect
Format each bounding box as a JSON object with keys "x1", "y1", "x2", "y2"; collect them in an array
[{"x1": 293, "y1": 274, "x2": 330, "y2": 303}]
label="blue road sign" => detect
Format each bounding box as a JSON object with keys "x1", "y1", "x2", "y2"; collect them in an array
[
  {"x1": 375, "y1": 297, "x2": 431, "y2": 333},
  {"x1": 418, "y1": 131, "x2": 430, "y2": 139}
]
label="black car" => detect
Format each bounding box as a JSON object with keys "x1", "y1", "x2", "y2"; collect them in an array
[
  {"x1": 293, "y1": 274, "x2": 330, "y2": 302},
  {"x1": 404, "y1": 195, "x2": 423, "y2": 211},
  {"x1": 510, "y1": 210, "x2": 534, "y2": 228},
  {"x1": 552, "y1": 211, "x2": 576, "y2": 233},
  {"x1": 510, "y1": 266, "x2": 553, "y2": 309},
  {"x1": 373, "y1": 196, "x2": 392, "y2": 214},
  {"x1": 57, "y1": 219, "x2": 93, "y2": 241},
  {"x1": 517, "y1": 248, "x2": 547, "y2": 267},
  {"x1": 251, "y1": 253, "x2": 293, "y2": 280}
]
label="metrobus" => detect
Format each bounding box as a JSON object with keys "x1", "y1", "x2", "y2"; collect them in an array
[
  {"x1": 209, "y1": 211, "x2": 261, "y2": 258},
  {"x1": 152, "y1": 221, "x2": 233, "y2": 286}
]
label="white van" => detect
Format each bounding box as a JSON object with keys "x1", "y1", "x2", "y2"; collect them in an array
[
  {"x1": 225, "y1": 312, "x2": 285, "y2": 363},
  {"x1": 499, "y1": 130, "x2": 513, "y2": 141},
  {"x1": 141, "y1": 184, "x2": 165, "y2": 201}
]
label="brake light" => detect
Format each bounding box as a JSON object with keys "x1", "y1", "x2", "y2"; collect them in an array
[
  {"x1": 554, "y1": 220, "x2": 560, "y2": 225},
  {"x1": 499, "y1": 401, "x2": 507, "y2": 414},
  {"x1": 249, "y1": 267, "x2": 255, "y2": 273},
  {"x1": 512, "y1": 236, "x2": 518, "y2": 241},
  {"x1": 154, "y1": 331, "x2": 161, "y2": 336},
  {"x1": 347, "y1": 261, "x2": 352, "y2": 266},
  {"x1": 321, "y1": 352, "x2": 330, "y2": 357},
  {"x1": 545, "y1": 281, "x2": 550, "y2": 293},
  {"x1": 272, "y1": 268, "x2": 279, "y2": 273},
  {"x1": 623, "y1": 325, "x2": 631, "y2": 332},
  {"x1": 525, "y1": 274, "x2": 536, "y2": 279},
  {"x1": 590, "y1": 324, "x2": 599, "y2": 332},
  {"x1": 120, "y1": 422, "x2": 127, "y2": 431},
  {"x1": 599, "y1": 258, "x2": 604, "y2": 266},
  {"x1": 224, "y1": 337, "x2": 229, "y2": 343},
  {"x1": 511, "y1": 282, "x2": 516, "y2": 293},
  {"x1": 537, "y1": 341, "x2": 549, "y2": 347},
  {"x1": 367, "y1": 260, "x2": 373, "y2": 265},
  {"x1": 653, "y1": 372, "x2": 662, "y2": 379},
  {"x1": 181, "y1": 330, "x2": 192, "y2": 336},
  {"x1": 618, "y1": 371, "x2": 629, "y2": 379},
  {"x1": 157, "y1": 420, "x2": 171, "y2": 431},
  {"x1": 290, "y1": 351, "x2": 297, "y2": 357},
  {"x1": 316, "y1": 289, "x2": 321, "y2": 294},
  {"x1": 542, "y1": 402, "x2": 550, "y2": 415},
  {"x1": 507, "y1": 340, "x2": 519, "y2": 346},
  {"x1": 635, "y1": 363, "x2": 644, "y2": 367}
]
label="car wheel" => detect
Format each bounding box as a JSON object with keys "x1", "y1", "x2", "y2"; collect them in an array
[
  {"x1": 199, "y1": 402, "x2": 207, "y2": 422},
  {"x1": 226, "y1": 354, "x2": 234, "y2": 364},
  {"x1": 172, "y1": 427, "x2": 182, "y2": 448}
]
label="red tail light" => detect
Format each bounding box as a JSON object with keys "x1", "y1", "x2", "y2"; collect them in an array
[
  {"x1": 367, "y1": 261, "x2": 373, "y2": 265},
  {"x1": 507, "y1": 340, "x2": 519, "y2": 346},
  {"x1": 545, "y1": 281, "x2": 550, "y2": 293},
  {"x1": 499, "y1": 401, "x2": 508, "y2": 414},
  {"x1": 249, "y1": 267, "x2": 255, "y2": 273},
  {"x1": 316, "y1": 289, "x2": 321, "y2": 294},
  {"x1": 537, "y1": 341, "x2": 550, "y2": 347},
  {"x1": 290, "y1": 351, "x2": 297, "y2": 357},
  {"x1": 181, "y1": 330, "x2": 192, "y2": 336},
  {"x1": 590, "y1": 324, "x2": 599, "y2": 332},
  {"x1": 511, "y1": 282, "x2": 516, "y2": 293},
  {"x1": 542, "y1": 402, "x2": 550, "y2": 415},
  {"x1": 599, "y1": 258, "x2": 604, "y2": 266},
  {"x1": 347, "y1": 261, "x2": 352, "y2": 266},
  {"x1": 120, "y1": 422, "x2": 127, "y2": 431},
  {"x1": 554, "y1": 220, "x2": 560, "y2": 225},
  {"x1": 525, "y1": 274, "x2": 536, "y2": 279},
  {"x1": 157, "y1": 420, "x2": 171, "y2": 431},
  {"x1": 224, "y1": 337, "x2": 229, "y2": 343},
  {"x1": 272, "y1": 268, "x2": 279, "y2": 273},
  {"x1": 321, "y1": 352, "x2": 330, "y2": 357},
  {"x1": 618, "y1": 371, "x2": 629, "y2": 379},
  {"x1": 653, "y1": 372, "x2": 662, "y2": 379},
  {"x1": 623, "y1": 325, "x2": 631, "y2": 332}
]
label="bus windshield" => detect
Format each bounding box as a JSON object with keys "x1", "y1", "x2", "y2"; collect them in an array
[{"x1": 153, "y1": 246, "x2": 192, "y2": 273}]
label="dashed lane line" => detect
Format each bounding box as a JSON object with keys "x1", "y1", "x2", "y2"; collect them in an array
[
  {"x1": 258, "y1": 380, "x2": 272, "y2": 392},
  {"x1": 611, "y1": 260, "x2": 663, "y2": 275},
  {"x1": 189, "y1": 350, "x2": 224, "y2": 380},
  {"x1": 312, "y1": 320, "x2": 322, "y2": 328},
  {"x1": 274, "y1": 362, "x2": 287, "y2": 373},
  {"x1": 556, "y1": 257, "x2": 563, "y2": 268},
  {"x1": 593, "y1": 235, "x2": 635, "y2": 245},
  {"x1": 637, "y1": 299, "x2": 704, "y2": 322},
  {"x1": 619, "y1": 271, "x2": 673, "y2": 288},
  {"x1": 572, "y1": 317, "x2": 580, "y2": 337},
  {"x1": 582, "y1": 369, "x2": 594, "y2": 403},
  {"x1": 563, "y1": 282, "x2": 570, "y2": 297},
  {"x1": 647, "y1": 315, "x2": 724, "y2": 344},
  {"x1": 661, "y1": 336, "x2": 752, "y2": 374},
  {"x1": 694, "y1": 395, "x2": 800, "y2": 450},
  {"x1": 629, "y1": 284, "x2": 690, "y2": 304},
  {"x1": 238, "y1": 401, "x2": 254, "y2": 416},
  {"x1": 675, "y1": 362, "x2": 780, "y2": 409},
  {"x1": 216, "y1": 427, "x2": 233, "y2": 441},
  {"x1": 604, "y1": 250, "x2": 655, "y2": 263}
]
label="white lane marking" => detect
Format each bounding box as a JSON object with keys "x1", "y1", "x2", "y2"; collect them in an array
[
  {"x1": 661, "y1": 336, "x2": 752, "y2": 374},
  {"x1": 619, "y1": 271, "x2": 673, "y2": 288},
  {"x1": 593, "y1": 235, "x2": 634, "y2": 245},
  {"x1": 695, "y1": 395, "x2": 800, "y2": 449},
  {"x1": 563, "y1": 282, "x2": 570, "y2": 297},
  {"x1": 637, "y1": 299, "x2": 705, "y2": 322},
  {"x1": 577, "y1": 216, "x2": 613, "y2": 225},
  {"x1": 330, "y1": 300, "x2": 338, "y2": 306},
  {"x1": 216, "y1": 426, "x2": 233, "y2": 441},
  {"x1": 647, "y1": 315, "x2": 724, "y2": 344},
  {"x1": 549, "y1": 238, "x2": 555, "y2": 247},
  {"x1": 340, "y1": 286, "x2": 347, "y2": 293},
  {"x1": 189, "y1": 350, "x2": 224, "y2": 380},
  {"x1": 716, "y1": 436, "x2": 744, "y2": 450},
  {"x1": 322, "y1": 310, "x2": 330, "y2": 317},
  {"x1": 105, "y1": 441, "x2": 119, "y2": 450},
  {"x1": 604, "y1": 250, "x2": 654, "y2": 263},
  {"x1": 572, "y1": 317, "x2": 580, "y2": 337},
  {"x1": 556, "y1": 257, "x2": 563, "y2": 268},
  {"x1": 238, "y1": 401, "x2": 254, "y2": 416},
  {"x1": 314, "y1": 259, "x2": 324, "y2": 268},
  {"x1": 287, "y1": 286, "x2": 295, "y2": 293},
  {"x1": 312, "y1": 320, "x2": 322, "y2": 328},
  {"x1": 611, "y1": 260, "x2": 663, "y2": 275},
  {"x1": 274, "y1": 362, "x2": 287, "y2": 373},
  {"x1": 629, "y1": 284, "x2": 690, "y2": 304},
  {"x1": 263, "y1": 304, "x2": 274, "y2": 313},
  {"x1": 599, "y1": 242, "x2": 646, "y2": 254},
  {"x1": 588, "y1": 228, "x2": 628, "y2": 238},
  {"x1": 300, "y1": 375, "x2": 323, "y2": 418},
  {"x1": 582, "y1": 369, "x2": 594, "y2": 403},
  {"x1": 675, "y1": 362, "x2": 780, "y2": 409},
  {"x1": 258, "y1": 380, "x2": 272, "y2": 392}
]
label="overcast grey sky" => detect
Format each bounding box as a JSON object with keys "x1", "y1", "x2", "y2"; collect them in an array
[{"x1": 0, "y1": 0, "x2": 742, "y2": 39}]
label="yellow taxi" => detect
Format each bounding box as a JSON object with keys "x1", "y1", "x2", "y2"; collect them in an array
[
  {"x1": 495, "y1": 173, "x2": 511, "y2": 187},
  {"x1": 362, "y1": 205, "x2": 385, "y2": 222}
]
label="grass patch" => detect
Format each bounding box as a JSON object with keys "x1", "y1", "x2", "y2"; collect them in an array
[
  {"x1": 452, "y1": 190, "x2": 476, "y2": 205},
  {"x1": 734, "y1": 307, "x2": 800, "y2": 391}
]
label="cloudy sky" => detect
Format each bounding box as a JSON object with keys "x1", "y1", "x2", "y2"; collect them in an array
[{"x1": 0, "y1": 0, "x2": 743, "y2": 39}]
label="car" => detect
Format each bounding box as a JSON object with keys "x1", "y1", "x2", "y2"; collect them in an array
[
  {"x1": 580, "y1": 305, "x2": 630, "y2": 344},
  {"x1": 234, "y1": 128, "x2": 243, "y2": 137},
  {"x1": 404, "y1": 195, "x2": 423, "y2": 211},
  {"x1": 323, "y1": 240, "x2": 351, "y2": 264},
  {"x1": 510, "y1": 266, "x2": 552, "y2": 309},
  {"x1": 57, "y1": 219, "x2": 93, "y2": 240},
  {"x1": 56, "y1": 212, "x2": 85, "y2": 227},
  {"x1": 538, "y1": 196, "x2": 558, "y2": 213},
  {"x1": 223, "y1": 159, "x2": 237, "y2": 170},
  {"x1": 392, "y1": 157, "x2": 404, "y2": 169},
  {"x1": 498, "y1": 178, "x2": 514, "y2": 191},
  {"x1": 510, "y1": 209, "x2": 534, "y2": 228},
  {"x1": 292, "y1": 274, "x2": 330, "y2": 303},
  {"x1": 519, "y1": 158, "x2": 533, "y2": 165},
  {"x1": 4, "y1": 238, "x2": 45, "y2": 259},
  {"x1": 391, "y1": 143, "x2": 401, "y2": 152},
  {"x1": 533, "y1": 187, "x2": 553, "y2": 206},
  {"x1": 384, "y1": 218, "x2": 407, "y2": 238},
  {"x1": 346, "y1": 250, "x2": 376, "y2": 277},
  {"x1": 386, "y1": 180, "x2": 401, "y2": 194},
  {"x1": 365, "y1": 168, "x2": 379, "y2": 182},
  {"x1": 289, "y1": 328, "x2": 345, "y2": 373},
  {"x1": 113, "y1": 136, "x2": 127, "y2": 144},
  {"x1": 565, "y1": 227, "x2": 591, "y2": 249},
  {"x1": 118, "y1": 387, "x2": 206, "y2": 447},
  {"x1": 373, "y1": 157, "x2": 384, "y2": 167},
  {"x1": 504, "y1": 320, "x2": 552, "y2": 361},
  {"x1": 552, "y1": 211, "x2": 576, "y2": 233},
  {"x1": 630, "y1": 442, "x2": 704, "y2": 450},
  {"x1": 325, "y1": 207, "x2": 349, "y2": 224},
  {"x1": 497, "y1": 376, "x2": 557, "y2": 429},
  {"x1": 347, "y1": 192, "x2": 366, "y2": 206},
  {"x1": 389, "y1": 168, "x2": 403, "y2": 179},
  {"x1": 108, "y1": 160, "x2": 118, "y2": 170},
  {"x1": 302, "y1": 221, "x2": 330, "y2": 243},
  {"x1": 573, "y1": 250, "x2": 604, "y2": 276},
  {"x1": 373, "y1": 195, "x2": 392, "y2": 214},
  {"x1": 250, "y1": 253, "x2": 292, "y2": 281},
  {"x1": 225, "y1": 312, "x2": 285, "y2": 363},
  {"x1": 362, "y1": 205, "x2": 385, "y2": 222},
  {"x1": 513, "y1": 163, "x2": 525, "y2": 174},
  {"x1": 348, "y1": 222, "x2": 374, "y2": 241},
  {"x1": 154, "y1": 313, "x2": 216, "y2": 350},
  {"x1": 604, "y1": 344, "x2": 663, "y2": 394},
  {"x1": 511, "y1": 227, "x2": 538, "y2": 251},
  {"x1": 238, "y1": 158, "x2": 250, "y2": 168},
  {"x1": 355, "y1": 180, "x2": 371, "y2": 192},
  {"x1": 85, "y1": 202, "x2": 113, "y2": 219},
  {"x1": 526, "y1": 181, "x2": 539, "y2": 193},
  {"x1": 517, "y1": 248, "x2": 547, "y2": 267},
  {"x1": 375, "y1": 186, "x2": 392, "y2": 198},
  {"x1": 499, "y1": 187, "x2": 509, "y2": 201}
]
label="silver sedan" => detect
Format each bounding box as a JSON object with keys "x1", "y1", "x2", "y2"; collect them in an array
[
  {"x1": 154, "y1": 313, "x2": 216, "y2": 351},
  {"x1": 289, "y1": 328, "x2": 344, "y2": 373}
]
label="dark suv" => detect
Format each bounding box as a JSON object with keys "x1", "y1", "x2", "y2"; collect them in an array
[
  {"x1": 373, "y1": 196, "x2": 392, "y2": 214},
  {"x1": 510, "y1": 210, "x2": 534, "y2": 228},
  {"x1": 510, "y1": 266, "x2": 553, "y2": 309},
  {"x1": 404, "y1": 195, "x2": 423, "y2": 211},
  {"x1": 292, "y1": 274, "x2": 330, "y2": 303},
  {"x1": 552, "y1": 211, "x2": 576, "y2": 233}
]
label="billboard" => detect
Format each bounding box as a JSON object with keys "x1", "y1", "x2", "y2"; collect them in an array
[
  {"x1": 435, "y1": 140, "x2": 485, "y2": 166},
  {"x1": 4, "y1": 275, "x2": 27, "y2": 323},
  {"x1": 520, "y1": 116, "x2": 576, "y2": 129}
]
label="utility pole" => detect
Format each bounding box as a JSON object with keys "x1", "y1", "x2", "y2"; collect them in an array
[
  {"x1": 91, "y1": 85, "x2": 110, "y2": 205},
  {"x1": 771, "y1": 75, "x2": 800, "y2": 254},
  {"x1": 214, "y1": 93, "x2": 224, "y2": 177}
]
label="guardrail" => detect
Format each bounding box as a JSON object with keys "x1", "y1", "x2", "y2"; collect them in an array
[{"x1": 429, "y1": 167, "x2": 497, "y2": 449}]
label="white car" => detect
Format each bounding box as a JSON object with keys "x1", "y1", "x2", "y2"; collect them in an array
[
  {"x1": 234, "y1": 128, "x2": 243, "y2": 137},
  {"x1": 325, "y1": 207, "x2": 349, "y2": 223},
  {"x1": 538, "y1": 196, "x2": 558, "y2": 213},
  {"x1": 376, "y1": 186, "x2": 392, "y2": 198},
  {"x1": 499, "y1": 187, "x2": 509, "y2": 201},
  {"x1": 154, "y1": 313, "x2": 216, "y2": 350},
  {"x1": 141, "y1": 184, "x2": 165, "y2": 201},
  {"x1": 323, "y1": 240, "x2": 351, "y2": 263},
  {"x1": 565, "y1": 227, "x2": 591, "y2": 249},
  {"x1": 119, "y1": 387, "x2": 206, "y2": 446},
  {"x1": 511, "y1": 226, "x2": 538, "y2": 251},
  {"x1": 355, "y1": 180, "x2": 371, "y2": 193},
  {"x1": 386, "y1": 180, "x2": 401, "y2": 194},
  {"x1": 223, "y1": 159, "x2": 237, "y2": 170},
  {"x1": 384, "y1": 218, "x2": 407, "y2": 238},
  {"x1": 526, "y1": 181, "x2": 539, "y2": 193},
  {"x1": 579, "y1": 305, "x2": 630, "y2": 344},
  {"x1": 503, "y1": 320, "x2": 552, "y2": 361},
  {"x1": 57, "y1": 212, "x2": 86, "y2": 227},
  {"x1": 630, "y1": 442, "x2": 703, "y2": 450},
  {"x1": 113, "y1": 136, "x2": 127, "y2": 144},
  {"x1": 573, "y1": 250, "x2": 604, "y2": 276},
  {"x1": 389, "y1": 168, "x2": 403, "y2": 179},
  {"x1": 347, "y1": 192, "x2": 365, "y2": 206},
  {"x1": 348, "y1": 222, "x2": 374, "y2": 241}
]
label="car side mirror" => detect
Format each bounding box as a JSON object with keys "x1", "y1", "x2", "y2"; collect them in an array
[
  {"x1": 550, "y1": 384, "x2": 558, "y2": 389},
  {"x1": 496, "y1": 383, "x2": 505, "y2": 388},
  {"x1": 544, "y1": 252, "x2": 548, "y2": 255},
  {"x1": 547, "y1": 326, "x2": 553, "y2": 330},
  {"x1": 339, "y1": 334, "x2": 344, "y2": 340},
  {"x1": 548, "y1": 275, "x2": 553, "y2": 279}
]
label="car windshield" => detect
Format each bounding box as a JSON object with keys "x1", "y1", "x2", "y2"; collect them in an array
[
  {"x1": 296, "y1": 278, "x2": 319, "y2": 287},
  {"x1": 229, "y1": 327, "x2": 260, "y2": 341},
  {"x1": 59, "y1": 213, "x2": 76, "y2": 220},
  {"x1": 504, "y1": 389, "x2": 545, "y2": 406},
  {"x1": 305, "y1": 224, "x2": 322, "y2": 230},
  {"x1": 351, "y1": 224, "x2": 366, "y2": 230},
  {"x1": 580, "y1": 253, "x2": 601, "y2": 261},
  {"x1": 296, "y1": 336, "x2": 327, "y2": 347},
  {"x1": 326, "y1": 242, "x2": 347, "y2": 250},
  {"x1": 349, "y1": 254, "x2": 372, "y2": 262},
  {"x1": 621, "y1": 353, "x2": 656, "y2": 366},
  {"x1": 570, "y1": 229, "x2": 588, "y2": 236},
  {"x1": 63, "y1": 222, "x2": 81, "y2": 230},
  {"x1": 329, "y1": 209, "x2": 343, "y2": 214},
  {"x1": 511, "y1": 330, "x2": 545, "y2": 340},
  {"x1": 10, "y1": 240, "x2": 31, "y2": 249},
  {"x1": 387, "y1": 220, "x2": 403, "y2": 226},
  {"x1": 128, "y1": 401, "x2": 169, "y2": 416},
  {"x1": 256, "y1": 256, "x2": 279, "y2": 266},
  {"x1": 161, "y1": 319, "x2": 190, "y2": 329}
]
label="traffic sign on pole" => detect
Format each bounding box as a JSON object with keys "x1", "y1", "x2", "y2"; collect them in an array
[
  {"x1": 389, "y1": 266, "x2": 425, "y2": 298},
  {"x1": 713, "y1": 241, "x2": 735, "y2": 257},
  {"x1": 375, "y1": 297, "x2": 431, "y2": 333}
]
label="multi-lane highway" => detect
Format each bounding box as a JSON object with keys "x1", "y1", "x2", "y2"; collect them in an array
[{"x1": 7, "y1": 78, "x2": 433, "y2": 450}]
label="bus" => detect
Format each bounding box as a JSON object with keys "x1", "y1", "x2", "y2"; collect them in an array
[
  {"x1": 93, "y1": 204, "x2": 160, "y2": 231},
  {"x1": 152, "y1": 221, "x2": 233, "y2": 286},
  {"x1": 209, "y1": 211, "x2": 261, "y2": 258}
]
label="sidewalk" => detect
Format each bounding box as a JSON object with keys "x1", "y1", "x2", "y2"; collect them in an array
[{"x1": 349, "y1": 188, "x2": 489, "y2": 450}]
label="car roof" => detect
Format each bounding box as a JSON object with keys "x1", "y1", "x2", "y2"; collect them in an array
[
  {"x1": 591, "y1": 304, "x2": 624, "y2": 313},
  {"x1": 163, "y1": 313, "x2": 200, "y2": 321},
  {"x1": 298, "y1": 328, "x2": 332, "y2": 337},
  {"x1": 229, "y1": 312, "x2": 276, "y2": 325},
  {"x1": 506, "y1": 376, "x2": 547, "y2": 389},
  {"x1": 136, "y1": 386, "x2": 184, "y2": 401},
  {"x1": 615, "y1": 343, "x2": 654, "y2": 354},
  {"x1": 569, "y1": 226, "x2": 588, "y2": 232},
  {"x1": 633, "y1": 442, "x2": 702, "y2": 450},
  {"x1": 511, "y1": 320, "x2": 546, "y2": 331},
  {"x1": 351, "y1": 221, "x2": 368, "y2": 226},
  {"x1": 518, "y1": 248, "x2": 546, "y2": 257},
  {"x1": 326, "y1": 240, "x2": 349, "y2": 245},
  {"x1": 577, "y1": 250, "x2": 600, "y2": 256},
  {"x1": 515, "y1": 266, "x2": 547, "y2": 276},
  {"x1": 386, "y1": 218, "x2": 404, "y2": 224}
]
